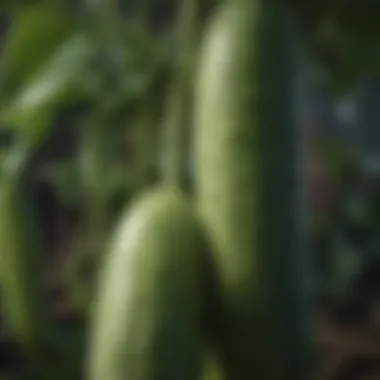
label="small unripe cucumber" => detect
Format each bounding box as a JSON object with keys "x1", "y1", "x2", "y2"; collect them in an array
[
  {"x1": 194, "y1": 0, "x2": 311, "y2": 379},
  {"x1": 87, "y1": 187, "x2": 207, "y2": 380},
  {"x1": 0, "y1": 176, "x2": 51, "y2": 357}
]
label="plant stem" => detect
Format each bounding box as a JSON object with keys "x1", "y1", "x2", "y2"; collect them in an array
[{"x1": 160, "y1": 0, "x2": 199, "y2": 188}]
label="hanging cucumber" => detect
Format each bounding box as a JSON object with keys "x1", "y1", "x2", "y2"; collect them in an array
[
  {"x1": 193, "y1": 0, "x2": 311, "y2": 379},
  {"x1": 0, "y1": 170, "x2": 52, "y2": 361},
  {"x1": 87, "y1": 188, "x2": 207, "y2": 380}
]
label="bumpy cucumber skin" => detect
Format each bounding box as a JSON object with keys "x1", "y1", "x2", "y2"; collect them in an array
[
  {"x1": 0, "y1": 177, "x2": 50, "y2": 356},
  {"x1": 87, "y1": 187, "x2": 206, "y2": 380},
  {"x1": 194, "y1": 1, "x2": 310, "y2": 379}
]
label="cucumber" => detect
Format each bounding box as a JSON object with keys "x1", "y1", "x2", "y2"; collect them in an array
[
  {"x1": 87, "y1": 188, "x2": 207, "y2": 380},
  {"x1": 0, "y1": 175, "x2": 51, "y2": 359},
  {"x1": 193, "y1": 1, "x2": 311, "y2": 378}
]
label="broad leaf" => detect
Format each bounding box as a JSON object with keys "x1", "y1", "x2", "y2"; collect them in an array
[
  {"x1": 0, "y1": 34, "x2": 95, "y2": 148},
  {"x1": 0, "y1": 4, "x2": 78, "y2": 100}
]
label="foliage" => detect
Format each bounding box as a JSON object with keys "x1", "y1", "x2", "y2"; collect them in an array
[{"x1": 0, "y1": 0, "x2": 380, "y2": 379}]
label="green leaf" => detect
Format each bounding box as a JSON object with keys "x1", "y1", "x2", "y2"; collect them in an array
[
  {"x1": 0, "y1": 4, "x2": 78, "y2": 100},
  {"x1": 0, "y1": 34, "x2": 95, "y2": 148}
]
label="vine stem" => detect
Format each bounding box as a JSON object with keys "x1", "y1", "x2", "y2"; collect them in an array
[{"x1": 160, "y1": 0, "x2": 200, "y2": 188}]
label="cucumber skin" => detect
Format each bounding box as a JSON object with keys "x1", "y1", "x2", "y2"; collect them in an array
[
  {"x1": 0, "y1": 177, "x2": 50, "y2": 356},
  {"x1": 194, "y1": 1, "x2": 310, "y2": 379},
  {"x1": 87, "y1": 187, "x2": 207, "y2": 380}
]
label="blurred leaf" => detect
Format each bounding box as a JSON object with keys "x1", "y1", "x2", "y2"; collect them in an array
[
  {"x1": 77, "y1": 20, "x2": 168, "y2": 111},
  {"x1": 122, "y1": 20, "x2": 172, "y2": 85},
  {"x1": 0, "y1": 4, "x2": 78, "y2": 100},
  {"x1": 39, "y1": 160, "x2": 83, "y2": 206},
  {"x1": 0, "y1": 33, "x2": 95, "y2": 148},
  {"x1": 1, "y1": 0, "x2": 78, "y2": 15}
]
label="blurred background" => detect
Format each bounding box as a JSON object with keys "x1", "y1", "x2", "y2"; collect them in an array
[{"x1": 1, "y1": 1, "x2": 380, "y2": 379}]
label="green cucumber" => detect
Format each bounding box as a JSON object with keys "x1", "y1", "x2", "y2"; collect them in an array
[
  {"x1": 87, "y1": 188, "x2": 207, "y2": 380},
  {"x1": 193, "y1": 0, "x2": 311, "y2": 378},
  {"x1": 0, "y1": 174, "x2": 51, "y2": 359}
]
